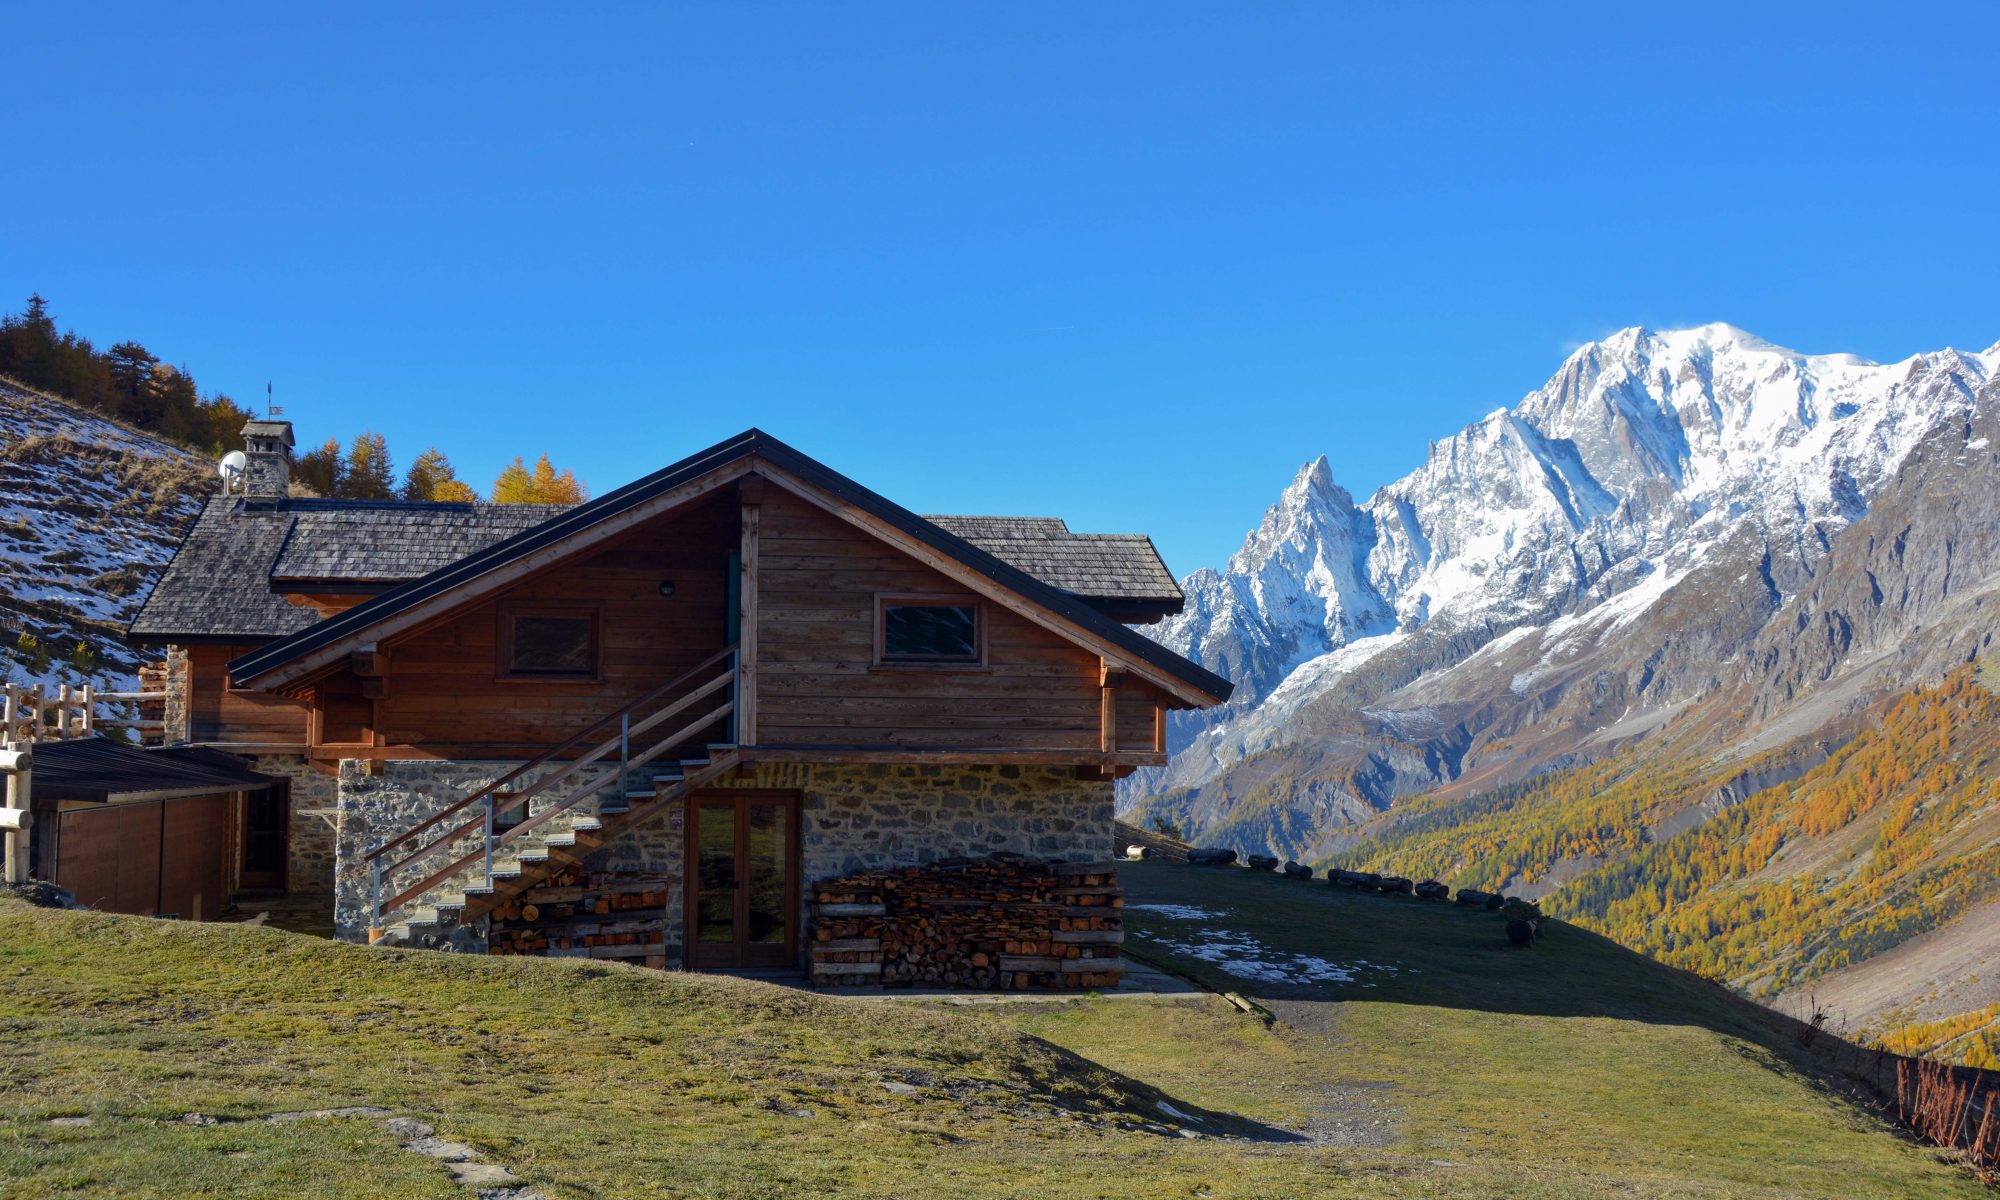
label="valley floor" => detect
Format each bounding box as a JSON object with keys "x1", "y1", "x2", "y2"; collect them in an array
[{"x1": 0, "y1": 865, "x2": 1984, "y2": 1199}]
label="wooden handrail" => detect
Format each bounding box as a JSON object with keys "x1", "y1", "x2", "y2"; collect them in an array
[
  {"x1": 365, "y1": 644, "x2": 737, "y2": 864},
  {"x1": 379, "y1": 699, "x2": 735, "y2": 914}
]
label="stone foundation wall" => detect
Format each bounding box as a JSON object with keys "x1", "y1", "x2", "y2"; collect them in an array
[
  {"x1": 714, "y1": 763, "x2": 1117, "y2": 884},
  {"x1": 331, "y1": 759, "x2": 622, "y2": 949},
  {"x1": 247, "y1": 754, "x2": 337, "y2": 898},
  {"x1": 329, "y1": 757, "x2": 1115, "y2": 971}
]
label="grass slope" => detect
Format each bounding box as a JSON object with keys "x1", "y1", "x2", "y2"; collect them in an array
[{"x1": 1, "y1": 866, "x2": 1985, "y2": 1199}]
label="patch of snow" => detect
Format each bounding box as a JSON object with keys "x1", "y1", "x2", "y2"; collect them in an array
[
  {"x1": 1153, "y1": 926, "x2": 1396, "y2": 986},
  {"x1": 1126, "y1": 903, "x2": 1221, "y2": 921}
]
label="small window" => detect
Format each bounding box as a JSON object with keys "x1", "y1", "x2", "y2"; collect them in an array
[
  {"x1": 876, "y1": 594, "x2": 983, "y2": 665},
  {"x1": 498, "y1": 604, "x2": 601, "y2": 679}
]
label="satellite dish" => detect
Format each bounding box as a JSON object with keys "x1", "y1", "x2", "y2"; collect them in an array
[{"x1": 218, "y1": 450, "x2": 249, "y2": 492}]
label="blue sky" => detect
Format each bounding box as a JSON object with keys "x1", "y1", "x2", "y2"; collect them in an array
[{"x1": 6, "y1": 4, "x2": 1996, "y2": 575}]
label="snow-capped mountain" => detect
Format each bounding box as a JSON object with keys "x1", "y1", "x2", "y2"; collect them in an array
[{"x1": 1133, "y1": 324, "x2": 1999, "y2": 828}]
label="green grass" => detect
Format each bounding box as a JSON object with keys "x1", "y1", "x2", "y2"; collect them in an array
[{"x1": 0, "y1": 866, "x2": 1985, "y2": 1199}]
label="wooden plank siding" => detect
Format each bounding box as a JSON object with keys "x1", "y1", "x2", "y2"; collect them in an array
[
  {"x1": 211, "y1": 481, "x2": 1173, "y2": 767},
  {"x1": 347, "y1": 492, "x2": 738, "y2": 756},
  {"x1": 186, "y1": 644, "x2": 312, "y2": 747},
  {"x1": 753, "y1": 487, "x2": 1171, "y2": 754}
]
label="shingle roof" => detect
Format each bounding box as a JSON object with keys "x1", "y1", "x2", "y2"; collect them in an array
[
  {"x1": 271, "y1": 501, "x2": 572, "y2": 583},
  {"x1": 220, "y1": 430, "x2": 1230, "y2": 703},
  {"x1": 926, "y1": 516, "x2": 1181, "y2": 607},
  {"x1": 128, "y1": 497, "x2": 573, "y2": 640}
]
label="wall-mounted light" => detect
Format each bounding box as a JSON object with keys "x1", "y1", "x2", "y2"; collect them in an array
[{"x1": 658, "y1": 580, "x2": 677, "y2": 597}]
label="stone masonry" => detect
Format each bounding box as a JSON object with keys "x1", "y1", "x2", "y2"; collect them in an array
[
  {"x1": 248, "y1": 754, "x2": 336, "y2": 899},
  {"x1": 331, "y1": 758, "x2": 1115, "y2": 968}
]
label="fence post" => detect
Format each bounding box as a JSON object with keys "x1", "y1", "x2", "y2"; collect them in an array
[
  {"x1": 368, "y1": 857, "x2": 385, "y2": 944},
  {"x1": 1, "y1": 741, "x2": 32, "y2": 885},
  {"x1": 483, "y1": 793, "x2": 495, "y2": 891}
]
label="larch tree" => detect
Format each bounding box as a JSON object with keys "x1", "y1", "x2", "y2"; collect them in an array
[
  {"x1": 294, "y1": 436, "x2": 344, "y2": 497},
  {"x1": 401, "y1": 446, "x2": 466, "y2": 501},
  {"x1": 492, "y1": 454, "x2": 588, "y2": 503},
  {"x1": 528, "y1": 453, "x2": 588, "y2": 504},
  {"x1": 491, "y1": 456, "x2": 537, "y2": 503},
  {"x1": 341, "y1": 431, "x2": 396, "y2": 500}
]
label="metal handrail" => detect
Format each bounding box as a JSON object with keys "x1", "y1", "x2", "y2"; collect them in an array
[
  {"x1": 375, "y1": 697, "x2": 734, "y2": 916},
  {"x1": 374, "y1": 671, "x2": 733, "y2": 884},
  {"x1": 363, "y1": 644, "x2": 739, "y2": 932},
  {"x1": 364, "y1": 644, "x2": 737, "y2": 866}
]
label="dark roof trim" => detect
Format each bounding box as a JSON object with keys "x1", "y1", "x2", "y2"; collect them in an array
[
  {"x1": 29, "y1": 739, "x2": 280, "y2": 804},
  {"x1": 227, "y1": 430, "x2": 1230, "y2": 702}
]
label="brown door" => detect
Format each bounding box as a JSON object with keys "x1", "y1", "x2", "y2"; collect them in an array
[
  {"x1": 685, "y1": 790, "x2": 800, "y2": 970},
  {"x1": 239, "y1": 785, "x2": 288, "y2": 891}
]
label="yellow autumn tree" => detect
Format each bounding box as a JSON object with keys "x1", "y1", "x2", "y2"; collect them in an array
[{"x1": 491, "y1": 454, "x2": 587, "y2": 504}]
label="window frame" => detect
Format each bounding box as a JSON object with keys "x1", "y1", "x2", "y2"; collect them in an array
[
  {"x1": 495, "y1": 601, "x2": 605, "y2": 682},
  {"x1": 871, "y1": 592, "x2": 988, "y2": 670}
]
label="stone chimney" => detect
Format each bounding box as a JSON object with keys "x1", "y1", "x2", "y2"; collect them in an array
[{"x1": 240, "y1": 418, "x2": 295, "y2": 502}]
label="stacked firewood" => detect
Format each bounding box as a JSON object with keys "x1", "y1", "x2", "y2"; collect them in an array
[
  {"x1": 488, "y1": 869, "x2": 670, "y2": 969},
  {"x1": 809, "y1": 855, "x2": 1123, "y2": 990}
]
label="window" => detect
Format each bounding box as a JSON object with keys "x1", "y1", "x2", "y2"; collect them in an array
[
  {"x1": 875, "y1": 594, "x2": 984, "y2": 665},
  {"x1": 498, "y1": 604, "x2": 602, "y2": 679}
]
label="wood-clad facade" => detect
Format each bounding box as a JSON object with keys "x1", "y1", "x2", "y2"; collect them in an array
[{"x1": 130, "y1": 426, "x2": 1229, "y2": 971}]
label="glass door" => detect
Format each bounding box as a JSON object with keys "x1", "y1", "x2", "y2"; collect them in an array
[{"x1": 685, "y1": 791, "x2": 799, "y2": 969}]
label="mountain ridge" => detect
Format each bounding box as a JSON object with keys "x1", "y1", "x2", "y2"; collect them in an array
[{"x1": 1129, "y1": 324, "x2": 1998, "y2": 837}]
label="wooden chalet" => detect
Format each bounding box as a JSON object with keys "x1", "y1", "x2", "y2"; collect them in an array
[{"x1": 127, "y1": 422, "x2": 1228, "y2": 981}]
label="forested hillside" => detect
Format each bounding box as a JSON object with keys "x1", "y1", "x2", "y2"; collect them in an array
[
  {"x1": 1331, "y1": 668, "x2": 2000, "y2": 1058},
  {"x1": 0, "y1": 294, "x2": 588, "y2": 503}
]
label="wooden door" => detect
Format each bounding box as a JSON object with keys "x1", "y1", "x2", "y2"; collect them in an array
[
  {"x1": 685, "y1": 790, "x2": 800, "y2": 970},
  {"x1": 239, "y1": 785, "x2": 288, "y2": 891}
]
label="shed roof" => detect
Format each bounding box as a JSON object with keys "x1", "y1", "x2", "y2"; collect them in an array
[{"x1": 29, "y1": 739, "x2": 279, "y2": 804}]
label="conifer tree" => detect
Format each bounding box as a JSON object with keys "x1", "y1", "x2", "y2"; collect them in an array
[
  {"x1": 432, "y1": 479, "x2": 479, "y2": 502},
  {"x1": 491, "y1": 456, "x2": 537, "y2": 503},
  {"x1": 491, "y1": 454, "x2": 588, "y2": 503},
  {"x1": 294, "y1": 437, "x2": 344, "y2": 497},
  {"x1": 401, "y1": 446, "x2": 464, "y2": 501},
  {"x1": 529, "y1": 453, "x2": 588, "y2": 504},
  {"x1": 342, "y1": 432, "x2": 396, "y2": 500}
]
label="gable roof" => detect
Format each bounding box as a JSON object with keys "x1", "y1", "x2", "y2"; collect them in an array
[
  {"x1": 221, "y1": 430, "x2": 1229, "y2": 704},
  {"x1": 129, "y1": 498, "x2": 571, "y2": 641},
  {"x1": 925, "y1": 516, "x2": 1180, "y2": 610}
]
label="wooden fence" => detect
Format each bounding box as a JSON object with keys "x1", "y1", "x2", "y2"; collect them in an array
[{"x1": 1, "y1": 680, "x2": 167, "y2": 744}]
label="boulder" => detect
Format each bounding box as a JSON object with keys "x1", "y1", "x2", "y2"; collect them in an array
[{"x1": 1187, "y1": 848, "x2": 1238, "y2": 866}]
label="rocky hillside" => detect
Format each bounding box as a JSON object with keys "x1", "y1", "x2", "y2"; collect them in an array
[
  {"x1": 0, "y1": 375, "x2": 213, "y2": 689},
  {"x1": 1128, "y1": 326, "x2": 1999, "y2": 852}
]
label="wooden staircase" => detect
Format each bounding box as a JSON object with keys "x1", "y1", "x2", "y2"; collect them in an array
[{"x1": 363, "y1": 647, "x2": 741, "y2": 947}]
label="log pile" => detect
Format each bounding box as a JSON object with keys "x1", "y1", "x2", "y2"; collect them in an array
[
  {"x1": 487, "y1": 868, "x2": 670, "y2": 969},
  {"x1": 809, "y1": 854, "x2": 1123, "y2": 990}
]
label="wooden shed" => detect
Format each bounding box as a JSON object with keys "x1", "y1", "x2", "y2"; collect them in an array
[{"x1": 28, "y1": 739, "x2": 280, "y2": 920}]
